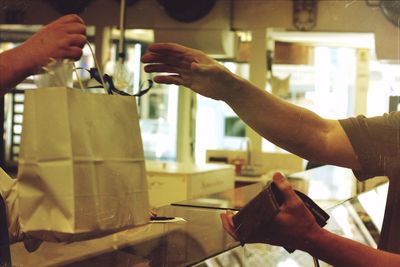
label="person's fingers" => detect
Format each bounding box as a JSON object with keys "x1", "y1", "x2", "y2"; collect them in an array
[
  {"x1": 153, "y1": 74, "x2": 186, "y2": 86},
  {"x1": 141, "y1": 53, "x2": 183, "y2": 66},
  {"x1": 141, "y1": 53, "x2": 155, "y2": 63},
  {"x1": 226, "y1": 210, "x2": 235, "y2": 227},
  {"x1": 142, "y1": 53, "x2": 193, "y2": 68},
  {"x1": 149, "y1": 209, "x2": 157, "y2": 217},
  {"x1": 64, "y1": 23, "x2": 86, "y2": 35},
  {"x1": 272, "y1": 172, "x2": 299, "y2": 206},
  {"x1": 64, "y1": 47, "x2": 83, "y2": 61},
  {"x1": 57, "y1": 14, "x2": 85, "y2": 25},
  {"x1": 220, "y1": 212, "x2": 238, "y2": 240},
  {"x1": 67, "y1": 34, "x2": 87, "y2": 48},
  {"x1": 148, "y1": 42, "x2": 194, "y2": 55},
  {"x1": 144, "y1": 63, "x2": 182, "y2": 74}
]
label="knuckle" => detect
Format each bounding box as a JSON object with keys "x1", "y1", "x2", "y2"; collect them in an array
[
  {"x1": 67, "y1": 14, "x2": 81, "y2": 21},
  {"x1": 281, "y1": 184, "x2": 293, "y2": 194},
  {"x1": 77, "y1": 23, "x2": 86, "y2": 33},
  {"x1": 69, "y1": 49, "x2": 83, "y2": 61},
  {"x1": 78, "y1": 35, "x2": 87, "y2": 46},
  {"x1": 61, "y1": 14, "x2": 85, "y2": 25}
]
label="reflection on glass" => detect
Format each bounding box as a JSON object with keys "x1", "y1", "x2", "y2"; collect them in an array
[
  {"x1": 325, "y1": 183, "x2": 389, "y2": 249},
  {"x1": 357, "y1": 183, "x2": 388, "y2": 235}
]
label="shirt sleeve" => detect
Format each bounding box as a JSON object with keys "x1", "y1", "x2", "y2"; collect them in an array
[{"x1": 339, "y1": 112, "x2": 400, "y2": 181}]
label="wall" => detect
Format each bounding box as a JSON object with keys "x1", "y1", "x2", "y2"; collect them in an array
[
  {"x1": 233, "y1": 0, "x2": 399, "y2": 61},
  {"x1": 0, "y1": 0, "x2": 230, "y2": 29},
  {"x1": 0, "y1": 0, "x2": 233, "y2": 61},
  {"x1": 1, "y1": 0, "x2": 398, "y2": 60}
]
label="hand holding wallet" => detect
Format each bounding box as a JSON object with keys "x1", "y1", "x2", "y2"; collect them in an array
[{"x1": 232, "y1": 181, "x2": 330, "y2": 253}]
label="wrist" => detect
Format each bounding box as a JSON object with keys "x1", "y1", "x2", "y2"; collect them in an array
[
  {"x1": 300, "y1": 225, "x2": 328, "y2": 253},
  {"x1": 219, "y1": 73, "x2": 249, "y2": 103},
  {"x1": 0, "y1": 45, "x2": 35, "y2": 91},
  {"x1": 13, "y1": 44, "x2": 34, "y2": 77},
  {"x1": 17, "y1": 42, "x2": 45, "y2": 76}
]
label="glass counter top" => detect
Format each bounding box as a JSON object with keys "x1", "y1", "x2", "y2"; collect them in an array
[
  {"x1": 173, "y1": 165, "x2": 358, "y2": 210},
  {"x1": 172, "y1": 182, "x2": 264, "y2": 211},
  {"x1": 10, "y1": 206, "x2": 239, "y2": 267}
]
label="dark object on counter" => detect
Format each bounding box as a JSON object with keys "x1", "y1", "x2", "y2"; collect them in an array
[
  {"x1": 150, "y1": 216, "x2": 175, "y2": 221},
  {"x1": 0, "y1": 194, "x2": 11, "y2": 266},
  {"x1": 232, "y1": 181, "x2": 329, "y2": 253},
  {"x1": 208, "y1": 156, "x2": 229, "y2": 164}
]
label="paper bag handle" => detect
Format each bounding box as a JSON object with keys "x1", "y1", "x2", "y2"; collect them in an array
[
  {"x1": 73, "y1": 41, "x2": 152, "y2": 97},
  {"x1": 72, "y1": 41, "x2": 107, "y2": 93}
]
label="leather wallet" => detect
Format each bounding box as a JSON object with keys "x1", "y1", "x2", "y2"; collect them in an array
[
  {"x1": 232, "y1": 182, "x2": 281, "y2": 245},
  {"x1": 232, "y1": 181, "x2": 329, "y2": 252}
]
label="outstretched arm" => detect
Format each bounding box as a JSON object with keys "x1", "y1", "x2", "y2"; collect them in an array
[
  {"x1": 0, "y1": 14, "x2": 86, "y2": 95},
  {"x1": 221, "y1": 173, "x2": 400, "y2": 267},
  {"x1": 142, "y1": 43, "x2": 360, "y2": 169}
]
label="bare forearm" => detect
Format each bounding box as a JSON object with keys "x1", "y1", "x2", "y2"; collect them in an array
[
  {"x1": 0, "y1": 45, "x2": 34, "y2": 95},
  {"x1": 141, "y1": 43, "x2": 359, "y2": 168},
  {"x1": 221, "y1": 75, "x2": 356, "y2": 167},
  {"x1": 305, "y1": 228, "x2": 400, "y2": 267}
]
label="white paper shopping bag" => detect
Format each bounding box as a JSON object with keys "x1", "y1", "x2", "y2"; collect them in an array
[{"x1": 17, "y1": 87, "x2": 149, "y2": 241}]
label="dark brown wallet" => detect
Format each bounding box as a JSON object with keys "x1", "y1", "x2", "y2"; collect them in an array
[
  {"x1": 232, "y1": 181, "x2": 329, "y2": 252},
  {"x1": 232, "y1": 182, "x2": 281, "y2": 245}
]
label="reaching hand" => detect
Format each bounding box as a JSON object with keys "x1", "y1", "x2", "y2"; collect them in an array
[
  {"x1": 0, "y1": 15, "x2": 86, "y2": 93},
  {"x1": 141, "y1": 43, "x2": 242, "y2": 101},
  {"x1": 20, "y1": 14, "x2": 87, "y2": 74},
  {"x1": 220, "y1": 172, "x2": 322, "y2": 251}
]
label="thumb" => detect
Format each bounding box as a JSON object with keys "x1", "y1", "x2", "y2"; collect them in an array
[{"x1": 272, "y1": 172, "x2": 298, "y2": 205}]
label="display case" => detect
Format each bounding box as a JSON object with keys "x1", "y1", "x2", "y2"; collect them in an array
[{"x1": 8, "y1": 166, "x2": 389, "y2": 266}]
